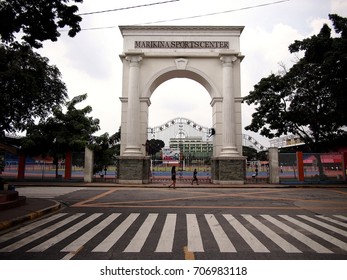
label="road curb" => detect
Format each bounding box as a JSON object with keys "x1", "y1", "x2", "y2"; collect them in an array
[{"x1": 0, "y1": 199, "x2": 61, "y2": 231}]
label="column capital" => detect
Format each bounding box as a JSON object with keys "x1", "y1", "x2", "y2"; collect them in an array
[
  {"x1": 210, "y1": 97, "x2": 223, "y2": 107},
  {"x1": 125, "y1": 55, "x2": 143, "y2": 66},
  {"x1": 140, "y1": 97, "x2": 151, "y2": 106},
  {"x1": 220, "y1": 55, "x2": 237, "y2": 66},
  {"x1": 119, "y1": 97, "x2": 128, "y2": 103}
]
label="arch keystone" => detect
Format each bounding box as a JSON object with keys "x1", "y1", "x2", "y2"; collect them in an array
[{"x1": 175, "y1": 58, "x2": 188, "y2": 70}]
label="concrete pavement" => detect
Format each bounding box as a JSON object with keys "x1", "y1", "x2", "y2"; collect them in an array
[
  {"x1": 0, "y1": 197, "x2": 61, "y2": 231},
  {"x1": 0, "y1": 181, "x2": 346, "y2": 231}
]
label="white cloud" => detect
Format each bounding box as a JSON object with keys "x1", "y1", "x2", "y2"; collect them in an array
[
  {"x1": 331, "y1": 0, "x2": 347, "y2": 16},
  {"x1": 32, "y1": 0, "x2": 337, "y2": 146},
  {"x1": 149, "y1": 79, "x2": 212, "y2": 128},
  {"x1": 243, "y1": 23, "x2": 303, "y2": 77}
]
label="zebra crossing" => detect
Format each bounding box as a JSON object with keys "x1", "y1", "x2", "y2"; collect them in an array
[{"x1": 0, "y1": 212, "x2": 347, "y2": 258}]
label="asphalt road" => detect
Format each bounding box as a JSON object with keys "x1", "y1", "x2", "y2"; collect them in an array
[{"x1": 1, "y1": 186, "x2": 347, "y2": 260}]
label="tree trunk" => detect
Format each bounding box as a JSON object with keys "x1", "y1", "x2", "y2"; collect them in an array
[
  {"x1": 314, "y1": 154, "x2": 325, "y2": 181},
  {"x1": 53, "y1": 157, "x2": 59, "y2": 178}
]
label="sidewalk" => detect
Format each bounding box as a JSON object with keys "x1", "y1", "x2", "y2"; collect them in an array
[
  {"x1": 0, "y1": 197, "x2": 61, "y2": 231},
  {"x1": 0, "y1": 181, "x2": 346, "y2": 232}
]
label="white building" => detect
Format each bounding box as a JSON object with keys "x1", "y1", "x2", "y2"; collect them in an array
[
  {"x1": 269, "y1": 135, "x2": 304, "y2": 148},
  {"x1": 147, "y1": 117, "x2": 212, "y2": 146}
]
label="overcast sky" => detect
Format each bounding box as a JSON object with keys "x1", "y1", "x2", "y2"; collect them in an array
[{"x1": 37, "y1": 0, "x2": 347, "y2": 147}]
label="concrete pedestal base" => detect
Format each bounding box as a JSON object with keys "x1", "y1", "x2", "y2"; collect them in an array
[
  {"x1": 117, "y1": 156, "x2": 151, "y2": 184},
  {"x1": 211, "y1": 157, "x2": 246, "y2": 184}
]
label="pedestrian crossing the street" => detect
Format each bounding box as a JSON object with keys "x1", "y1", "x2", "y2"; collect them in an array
[{"x1": 0, "y1": 212, "x2": 346, "y2": 258}]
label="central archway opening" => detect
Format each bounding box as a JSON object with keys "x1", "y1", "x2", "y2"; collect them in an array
[
  {"x1": 148, "y1": 78, "x2": 212, "y2": 183},
  {"x1": 149, "y1": 78, "x2": 212, "y2": 130}
]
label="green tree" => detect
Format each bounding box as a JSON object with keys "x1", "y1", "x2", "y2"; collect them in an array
[
  {"x1": 289, "y1": 14, "x2": 347, "y2": 125},
  {"x1": 242, "y1": 146, "x2": 268, "y2": 161},
  {"x1": 146, "y1": 139, "x2": 165, "y2": 159},
  {"x1": 243, "y1": 14, "x2": 347, "y2": 153},
  {"x1": 0, "y1": 0, "x2": 84, "y2": 137},
  {"x1": 243, "y1": 146, "x2": 257, "y2": 161},
  {"x1": 90, "y1": 128, "x2": 121, "y2": 176},
  {"x1": 0, "y1": 45, "x2": 67, "y2": 137},
  {"x1": 22, "y1": 94, "x2": 100, "y2": 177},
  {"x1": 0, "y1": 0, "x2": 83, "y2": 48}
]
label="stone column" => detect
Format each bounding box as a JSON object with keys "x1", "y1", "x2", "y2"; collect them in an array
[
  {"x1": 219, "y1": 55, "x2": 239, "y2": 157},
  {"x1": 84, "y1": 146, "x2": 94, "y2": 183},
  {"x1": 268, "y1": 147, "x2": 279, "y2": 184},
  {"x1": 123, "y1": 55, "x2": 143, "y2": 156},
  {"x1": 211, "y1": 97, "x2": 223, "y2": 157}
]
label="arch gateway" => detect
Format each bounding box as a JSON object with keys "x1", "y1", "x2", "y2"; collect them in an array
[{"x1": 118, "y1": 25, "x2": 246, "y2": 184}]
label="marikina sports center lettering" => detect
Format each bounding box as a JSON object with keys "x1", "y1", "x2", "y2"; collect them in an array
[{"x1": 134, "y1": 41, "x2": 229, "y2": 49}]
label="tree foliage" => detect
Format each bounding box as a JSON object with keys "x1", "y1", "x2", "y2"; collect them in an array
[
  {"x1": 89, "y1": 128, "x2": 121, "y2": 175},
  {"x1": 0, "y1": 0, "x2": 83, "y2": 48},
  {"x1": 242, "y1": 146, "x2": 267, "y2": 161},
  {"x1": 0, "y1": 0, "x2": 84, "y2": 137},
  {"x1": 243, "y1": 14, "x2": 347, "y2": 152},
  {"x1": 0, "y1": 45, "x2": 67, "y2": 137},
  {"x1": 146, "y1": 139, "x2": 165, "y2": 157},
  {"x1": 21, "y1": 94, "x2": 100, "y2": 177}
]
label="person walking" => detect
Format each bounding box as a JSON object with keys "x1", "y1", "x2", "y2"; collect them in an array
[
  {"x1": 169, "y1": 166, "x2": 176, "y2": 188},
  {"x1": 191, "y1": 168, "x2": 199, "y2": 185}
]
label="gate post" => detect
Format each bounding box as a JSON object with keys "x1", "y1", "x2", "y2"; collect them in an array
[
  {"x1": 117, "y1": 156, "x2": 151, "y2": 184},
  {"x1": 84, "y1": 146, "x2": 94, "y2": 183},
  {"x1": 64, "y1": 151, "x2": 72, "y2": 180},
  {"x1": 268, "y1": 147, "x2": 279, "y2": 184},
  {"x1": 342, "y1": 152, "x2": 347, "y2": 181},
  {"x1": 17, "y1": 152, "x2": 26, "y2": 180},
  {"x1": 211, "y1": 157, "x2": 246, "y2": 184},
  {"x1": 296, "y1": 151, "x2": 305, "y2": 182}
]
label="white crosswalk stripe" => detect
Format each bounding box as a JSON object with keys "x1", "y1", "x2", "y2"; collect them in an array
[
  {"x1": 261, "y1": 214, "x2": 333, "y2": 253},
  {"x1": 223, "y1": 214, "x2": 270, "y2": 253},
  {"x1": 280, "y1": 215, "x2": 347, "y2": 251},
  {"x1": 124, "y1": 213, "x2": 158, "y2": 252},
  {"x1": 298, "y1": 215, "x2": 347, "y2": 237},
  {"x1": 155, "y1": 214, "x2": 176, "y2": 252},
  {"x1": 334, "y1": 215, "x2": 347, "y2": 222},
  {"x1": 28, "y1": 213, "x2": 103, "y2": 252},
  {"x1": 0, "y1": 213, "x2": 68, "y2": 242},
  {"x1": 186, "y1": 214, "x2": 204, "y2": 252},
  {"x1": 92, "y1": 213, "x2": 140, "y2": 252},
  {"x1": 61, "y1": 213, "x2": 121, "y2": 253},
  {"x1": 317, "y1": 215, "x2": 347, "y2": 229},
  {"x1": 0, "y1": 213, "x2": 346, "y2": 256},
  {"x1": 0, "y1": 213, "x2": 84, "y2": 252},
  {"x1": 242, "y1": 214, "x2": 301, "y2": 253},
  {"x1": 205, "y1": 214, "x2": 236, "y2": 252}
]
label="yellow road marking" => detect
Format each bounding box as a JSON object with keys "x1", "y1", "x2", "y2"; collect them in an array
[
  {"x1": 72, "y1": 189, "x2": 118, "y2": 207},
  {"x1": 61, "y1": 245, "x2": 84, "y2": 260},
  {"x1": 184, "y1": 246, "x2": 195, "y2": 260},
  {"x1": 71, "y1": 188, "x2": 347, "y2": 210},
  {"x1": 72, "y1": 202, "x2": 347, "y2": 210},
  {"x1": 330, "y1": 189, "x2": 347, "y2": 196}
]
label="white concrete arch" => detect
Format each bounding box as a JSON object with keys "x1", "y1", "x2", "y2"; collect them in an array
[
  {"x1": 142, "y1": 65, "x2": 221, "y2": 100},
  {"x1": 117, "y1": 25, "x2": 246, "y2": 184}
]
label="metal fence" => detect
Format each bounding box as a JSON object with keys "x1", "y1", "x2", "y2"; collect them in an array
[
  {"x1": 2, "y1": 150, "x2": 345, "y2": 184},
  {"x1": 279, "y1": 153, "x2": 345, "y2": 183},
  {"x1": 2, "y1": 152, "x2": 85, "y2": 180},
  {"x1": 245, "y1": 160, "x2": 269, "y2": 183},
  {"x1": 150, "y1": 159, "x2": 211, "y2": 183}
]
